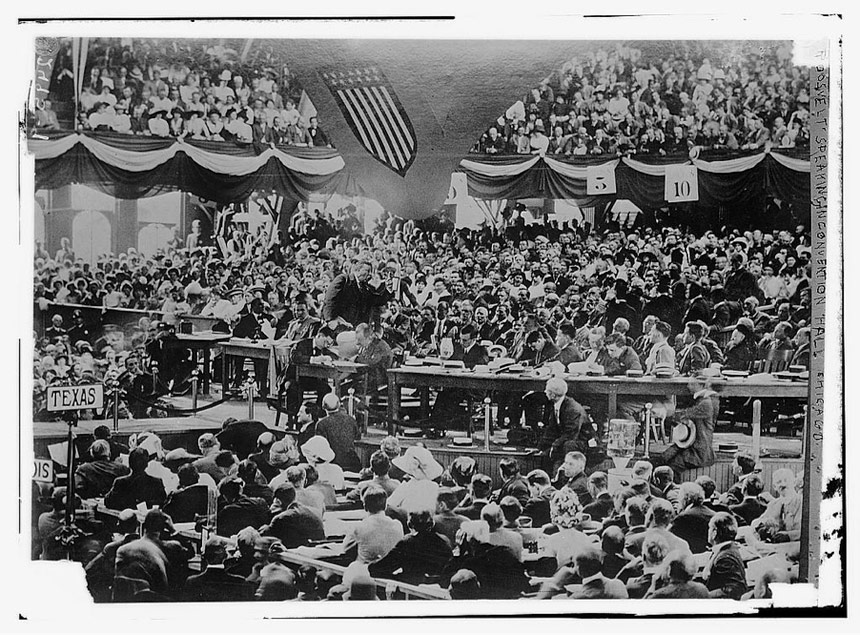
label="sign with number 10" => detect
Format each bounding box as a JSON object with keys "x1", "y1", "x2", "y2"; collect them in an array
[{"x1": 664, "y1": 165, "x2": 699, "y2": 202}]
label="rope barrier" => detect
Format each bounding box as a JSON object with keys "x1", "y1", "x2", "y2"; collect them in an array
[{"x1": 122, "y1": 390, "x2": 232, "y2": 415}]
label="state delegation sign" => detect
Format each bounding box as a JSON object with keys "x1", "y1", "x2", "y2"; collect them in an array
[{"x1": 46, "y1": 384, "x2": 104, "y2": 412}]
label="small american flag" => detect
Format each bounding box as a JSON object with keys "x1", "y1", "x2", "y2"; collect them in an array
[{"x1": 320, "y1": 66, "x2": 417, "y2": 176}]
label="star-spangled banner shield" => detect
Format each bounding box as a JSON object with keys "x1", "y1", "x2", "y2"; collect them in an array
[{"x1": 320, "y1": 66, "x2": 417, "y2": 177}]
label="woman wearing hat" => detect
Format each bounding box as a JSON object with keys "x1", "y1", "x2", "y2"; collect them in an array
[
  {"x1": 299, "y1": 435, "x2": 344, "y2": 490},
  {"x1": 385, "y1": 446, "x2": 444, "y2": 515}
]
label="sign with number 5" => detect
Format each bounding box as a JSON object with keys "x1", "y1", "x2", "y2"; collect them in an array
[
  {"x1": 586, "y1": 163, "x2": 617, "y2": 195},
  {"x1": 664, "y1": 165, "x2": 699, "y2": 202}
]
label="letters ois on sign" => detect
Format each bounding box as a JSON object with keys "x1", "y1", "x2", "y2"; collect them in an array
[{"x1": 46, "y1": 384, "x2": 104, "y2": 412}]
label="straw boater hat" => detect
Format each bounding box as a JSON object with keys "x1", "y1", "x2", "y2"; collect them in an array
[
  {"x1": 392, "y1": 446, "x2": 444, "y2": 481},
  {"x1": 671, "y1": 419, "x2": 697, "y2": 449},
  {"x1": 301, "y1": 435, "x2": 336, "y2": 464}
]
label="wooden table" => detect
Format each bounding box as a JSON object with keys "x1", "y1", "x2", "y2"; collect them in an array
[
  {"x1": 387, "y1": 367, "x2": 809, "y2": 434},
  {"x1": 162, "y1": 332, "x2": 232, "y2": 394},
  {"x1": 219, "y1": 339, "x2": 287, "y2": 397},
  {"x1": 296, "y1": 361, "x2": 369, "y2": 398}
]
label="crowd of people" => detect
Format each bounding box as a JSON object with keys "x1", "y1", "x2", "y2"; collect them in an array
[
  {"x1": 34, "y1": 203, "x2": 812, "y2": 433},
  {"x1": 471, "y1": 41, "x2": 810, "y2": 157},
  {"x1": 33, "y1": 415, "x2": 803, "y2": 602},
  {"x1": 34, "y1": 38, "x2": 333, "y2": 150}
]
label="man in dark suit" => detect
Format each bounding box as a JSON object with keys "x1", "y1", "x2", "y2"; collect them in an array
[
  {"x1": 522, "y1": 469, "x2": 557, "y2": 528},
  {"x1": 184, "y1": 537, "x2": 254, "y2": 602},
  {"x1": 569, "y1": 547, "x2": 629, "y2": 599},
  {"x1": 261, "y1": 484, "x2": 325, "y2": 548},
  {"x1": 283, "y1": 326, "x2": 337, "y2": 418},
  {"x1": 552, "y1": 451, "x2": 592, "y2": 506},
  {"x1": 315, "y1": 393, "x2": 361, "y2": 471},
  {"x1": 660, "y1": 374, "x2": 719, "y2": 476},
  {"x1": 354, "y1": 322, "x2": 394, "y2": 399},
  {"x1": 704, "y1": 512, "x2": 748, "y2": 599},
  {"x1": 454, "y1": 474, "x2": 493, "y2": 520},
  {"x1": 104, "y1": 448, "x2": 167, "y2": 511},
  {"x1": 430, "y1": 325, "x2": 489, "y2": 428},
  {"x1": 232, "y1": 298, "x2": 275, "y2": 392},
  {"x1": 322, "y1": 261, "x2": 392, "y2": 329},
  {"x1": 555, "y1": 323, "x2": 583, "y2": 366},
  {"x1": 669, "y1": 482, "x2": 716, "y2": 554},
  {"x1": 217, "y1": 479, "x2": 270, "y2": 536},
  {"x1": 162, "y1": 464, "x2": 210, "y2": 523},
  {"x1": 538, "y1": 378, "x2": 592, "y2": 471},
  {"x1": 728, "y1": 474, "x2": 767, "y2": 526},
  {"x1": 493, "y1": 457, "x2": 530, "y2": 507},
  {"x1": 368, "y1": 510, "x2": 453, "y2": 586},
  {"x1": 582, "y1": 471, "x2": 613, "y2": 522}
]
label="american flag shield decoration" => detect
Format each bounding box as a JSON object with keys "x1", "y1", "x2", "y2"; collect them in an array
[{"x1": 320, "y1": 67, "x2": 417, "y2": 176}]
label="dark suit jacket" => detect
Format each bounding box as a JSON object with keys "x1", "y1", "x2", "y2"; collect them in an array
[
  {"x1": 104, "y1": 472, "x2": 167, "y2": 510},
  {"x1": 583, "y1": 492, "x2": 614, "y2": 523},
  {"x1": 730, "y1": 497, "x2": 767, "y2": 526},
  {"x1": 522, "y1": 487, "x2": 556, "y2": 527},
  {"x1": 322, "y1": 273, "x2": 391, "y2": 327},
  {"x1": 356, "y1": 336, "x2": 394, "y2": 391},
  {"x1": 315, "y1": 411, "x2": 362, "y2": 471},
  {"x1": 558, "y1": 342, "x2": 583, "y2": 365},
  {"x1": 439, "y1": 542, "x2": 529, "y2": 599},
  {"x1": 495, "y1": 476, "x2": 530, "y2": 507},
  {"x1": 706, "y1": 542, "x2": 747, "y2": 599},
  {"x1": 538, "y1": 396, "x2": 590, "y2": 459},
  {"x1": 459, "y1": 343, "x2": 490, "y2": 369},
  {"x1": 233, "y1": 312, "x2": 269, "y2": 340},
  {"x1": 368, "y1": 530, "x2": 453, "y2": 586},
  {"x1": 218, "y1": 496, "x2": 270, "y2": 536},
  {"x1": 162, "y1": 484, "x2": 210, "y2": 523},
  {"x1": 262, "y1": 502, "x2": 325, "y2": 548},
  {"x1": 184, "y1": 566, "x2": 254, "y2": 602},
  {"x1": 670, "y1": 503, "x2": 716, "y2": 553}
]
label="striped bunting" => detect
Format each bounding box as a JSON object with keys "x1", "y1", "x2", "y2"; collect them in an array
[{"x1": 320, "y1": 66, "x2": 417, "y2": 176}]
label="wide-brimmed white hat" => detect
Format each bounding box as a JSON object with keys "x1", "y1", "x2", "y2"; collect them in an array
[
  {"x1": 392, "y1": 446, "x2": 444, "y2": 481},
  {"x1": 301, "y1": 435, "x2": 335, "y2": 464}
]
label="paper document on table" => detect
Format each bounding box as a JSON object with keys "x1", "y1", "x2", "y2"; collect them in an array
[
  {"x1": 47, "y1": 441, "x2": 75, "y2": 467},
  {"x1": 260, "y1": 321, "x2": 276, "y2": 340}
]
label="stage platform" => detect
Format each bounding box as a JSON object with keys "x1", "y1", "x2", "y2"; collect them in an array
[{"x1": 31, "y1": 395, "x2": 802, "y2": 493}]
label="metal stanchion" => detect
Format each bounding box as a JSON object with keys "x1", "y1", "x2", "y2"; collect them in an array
[
  {"x1": 243, "y1": 359, "x2": 256, "y2": 420},
  {"x1": 151, "y1": 360, "x2": 159, "y2": 393},
  {"x1": 191, "y1": 369, "x2": 199, "y2": 412},
  {"x1": 644, "y1": 402, "x2": 653, "y2": 458},
  {"x1": 347, "y1": 388, "x2": 355, "y2": 417},
  {"x1": 752, "y1": 400, "x2": 762, "y2": 461},
  {"x1": 483, "y1": 397, "x2": 492, "y2": 452}
]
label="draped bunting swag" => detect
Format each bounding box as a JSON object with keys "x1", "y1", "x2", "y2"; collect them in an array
[{"x1": 458, "y1": 150, "x2": 810, "y2": 211}]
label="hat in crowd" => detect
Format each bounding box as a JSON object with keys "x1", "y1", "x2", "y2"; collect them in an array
[
  {"x1": 300, "y1": 436, "x2": 336, "y2": 464},
  {"x1": 219, "y1": 69, "x2": 232, "y2": 81},
  {"x1": 671, "y1": 419, "x2": 697, "y2": 449},
  {"x1": 533, "y1": 121, "x2": 545, "y2": 133},
  {"x1": 129, "y1": 431, "x2": 165, "y2": 459},
  {"x1": 379, "y1": 436, "x2": 401, "y2": 458},
  {"x1": 734, "y1": 321, "x2": 755, "y2": 341},
  {"x1": 164, "y1": 447, "x2": 200, "y2": 462},
  {"x1": 392, "y1": 445, "x2": 444, "y2": 481},
  {"x1": 732, "y1": 316, "x2": 756, "y2": 333},
  {"x1": 269, "y1": 436, "x2": 299, "y2": 468},
  {"x1": 226, "y1": 287, "x2": 244, "y2": 299},
  {"x1": 198, "y1": 433, "x2": 219, "y2": 451}
]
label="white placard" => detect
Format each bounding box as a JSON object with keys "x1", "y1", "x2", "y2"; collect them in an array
[
  {"x1": 46, "y1": 384, "x2": 104, "y2": 412},
  {"x1": 586, "y1": 163, "x2": 617, "y2": 195},
  {"x1": 664, "y1": 164, "x2": 699, "y2": 202},
  {"x1": 33, "y1": 458, "x2": 53, "y2": 483}
]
